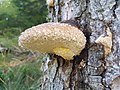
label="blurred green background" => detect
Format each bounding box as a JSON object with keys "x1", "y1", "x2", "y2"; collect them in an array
[{"x1": 0, "y1": 0, "x2": 48, "y2": 89}]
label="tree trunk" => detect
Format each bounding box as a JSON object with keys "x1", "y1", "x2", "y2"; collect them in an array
[{"x1": 40, "y1": 0, "x2": 120, "y2": 90}]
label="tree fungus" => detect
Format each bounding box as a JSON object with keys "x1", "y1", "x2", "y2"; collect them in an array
[
  {"x1": 46, "y1": 0, "x2": 54, "y2": 7},
  {"x1": 95, "y1": 26, "x2": 112, "y2": 57},
  {"x1": 18, "y1": 22, "x2": 86, "y2": 60}
]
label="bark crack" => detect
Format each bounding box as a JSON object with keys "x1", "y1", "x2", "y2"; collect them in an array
[
  {"x1": 53, "y1": 58, "x2": 60, "y2": 82},
  {"x1": 58, "y1": 0, "x2": 61, "y2": 22},
  {"x1": 69, "y1": 60, "x2": 75, "y2": 90},
  {"x1": 112, "y1": 0, "x2": 118, "y2": 18},
  {"x1": 75, "y1": 0, "x2": 89, "y2": 19}
]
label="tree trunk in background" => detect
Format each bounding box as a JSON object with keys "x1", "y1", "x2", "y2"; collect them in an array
[{"x1": 40, "y1": 0, "x2": 120, "y2": 90}]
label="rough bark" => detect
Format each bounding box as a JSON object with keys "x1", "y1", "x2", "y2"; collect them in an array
[{"x1": 40, "y1": 0, "x2": 120, "y2": 90}]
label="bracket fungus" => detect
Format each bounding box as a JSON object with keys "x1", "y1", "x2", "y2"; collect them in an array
[
  {"x1": 46, "y1": 0, "x2": 54, "y2": 7},
  {"x1": 95, "y1": 26, "x2": 112, "y2": 57},
  {"x1": 18, "y1": 22, "x2": 86, "y2": 60}
]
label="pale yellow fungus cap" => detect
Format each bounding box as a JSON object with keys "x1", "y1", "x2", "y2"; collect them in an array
[
  {"x1": 95, "y1": 27, "x2": 112, "y2": 57},
  {"x1": 46, "y1": 0, "x2": 54, "y2": 7},
  {"x1": 18, "y1": 23, "x2": 86, "y2": 60}
]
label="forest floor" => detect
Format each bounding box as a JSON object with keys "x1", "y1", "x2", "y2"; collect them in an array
[
  {"x1": 0, "y1": 0, "x2": 47, "y2": 89},
  {"x1": 0, "y1": 32, "x2": 44, "y2": 90}
]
